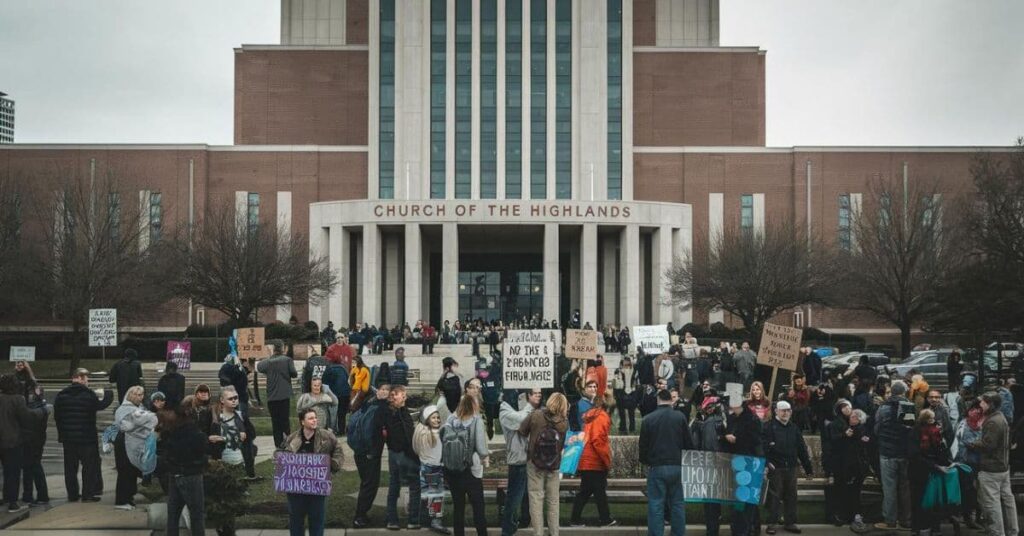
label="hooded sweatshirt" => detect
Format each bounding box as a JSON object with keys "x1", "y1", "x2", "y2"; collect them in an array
[
  {"x1": 499, "y1": 394, "x2": 536, "y2": 466},
  {"x1": 116, "y1": 400, "x2": 158, "y2": 471}
]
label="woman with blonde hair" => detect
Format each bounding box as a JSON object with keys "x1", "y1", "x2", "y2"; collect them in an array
[
  {"x1": 519, "y1": 393, "x2": 569, "y2": 536},
  {"x1": 746, "y1": 381, "x2": 772, "y2": 422},
  {"x1": 442, "y1": 394, "x2": 490, "y2": 536},
  {"x1": 114, "y1": 385, "x2": 156, "y2": 510}
]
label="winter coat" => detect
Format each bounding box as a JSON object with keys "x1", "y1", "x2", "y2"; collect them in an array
[
  {"x1": 968, "y1": 411, "x2": 1010, "y2": 473},
  {"x1": 0, "y1": 393, "x2": 45, "y2": 449},
  {"x1": 389, "y1": 360, "x2": 410, "y2": 387},
  {"x1": 875, "y1": 395, "x2": 915, "y2": 458},
  {"x1": 499, "y1": 396, "x2": 535, "y2": 466},
  {"x1": 519, "y1": 408, "x2": 568, "y2": 464},
  {"x1": 763, "y1": 417, "x2": 813, "y2": 473},
  {"x1": 22, "y1": 390, "x2": 49, "y2": 459},
  {"x1": 322, "y1": 363, "x2": 351, "y2": 400},
  {"x1": 723, "y1": 406, "x2": 764, "y2": 457},
  {"x1": 377, "y1": 404, "x2": 418, "y2": 460},
  {"x1": 301, "y1": 355, "x2": 328, "y2": 393},
  {"x1": 157, "y1": 372, "x2": 186, "y2": 409},
  {"x1": 578, "y1": 407, "x2": 611, "y2": 471},
  {"x1": 443, "y1": 413, "x2": 489, "y2": 478},
  {"x1": 691, "y1": 413, "x2": 725, "y2": 452},
  {"x1": 639, "y1": 405, "x2": 694, "y2": 466},
  {"x1": 116, "y1": 401, "x2": 158, "y2": 471},
  {"x1": 827, "y1": 420, "x2": 871, "y2": 482},
  {"x1": 282, "y1": 427, "x2": 344, "y2": 473},
  {"x1": 218, "y1": 359, "x2": 250, "y2": 404},
  {"x1": 349, "y1": 365, "x2": 370, "y2": 394},
  {"x1": 803, "y1": 352, "x2": 822, "y2": 385},
  {"x1": 53, "y1": 383, "x2": 113, "y2": 444},
  {"x1": 635, "y1": 353, "x2": 655, "y2": 386},
  {"x1": 734, "y1": 350, "x2": 757, "y2": 378},
  {"x1": 108, "y1": 357, "x2": 144, "y2": 402},
  {"x1": 162, "y1": 421, "x2": 208, "y2": 476},
  {"x1": 257, "y1": 354, "x2": 298, "y2": 402},
  {"x1": 297, "y1": 388, "x2": 338, "y2": 430},
  {"x1": 953, "y1": 417, "x2": 982, "y2": 465}
]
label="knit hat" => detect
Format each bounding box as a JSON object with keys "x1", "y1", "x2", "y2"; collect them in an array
[
  {"x1": 776, "y1": 401, "x2": 792, "y2": 411},
  {"x1": 421, "y1": 404, "x2": 439, "y2": 424},
  {"x1": 150, "y1": 391, "x2": 166, "y2": 403}
]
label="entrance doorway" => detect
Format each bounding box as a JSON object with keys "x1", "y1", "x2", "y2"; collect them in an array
[{"x1": 458, "y1": 253, "x2": 543, "y2": 323}]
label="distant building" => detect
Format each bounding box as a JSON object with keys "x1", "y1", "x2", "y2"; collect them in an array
[{"x1": 0, "y1": 92, "x2": 13, "y2": 144}]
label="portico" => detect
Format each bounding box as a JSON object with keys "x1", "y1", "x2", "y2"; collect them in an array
[{"x1": 309, "y1": 199, "x2": 691, "y2": 330}]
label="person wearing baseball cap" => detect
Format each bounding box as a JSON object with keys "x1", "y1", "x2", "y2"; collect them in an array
[{"x1": 763, "y1": 400, "x2": 813, "y2": 534}]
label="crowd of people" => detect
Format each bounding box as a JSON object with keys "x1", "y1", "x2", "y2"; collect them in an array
[{"x1": 1, "y1": 323, "x2": 1022, "y2": 536}]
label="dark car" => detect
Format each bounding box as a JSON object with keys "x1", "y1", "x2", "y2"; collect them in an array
[{"x1": 822, "y1": 352, "x2": 889, "y2": 376}]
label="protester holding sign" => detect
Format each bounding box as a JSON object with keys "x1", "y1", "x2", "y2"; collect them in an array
[
  {"x1": 721, "y1": 394, "x2": 764, "y2": 536},
  {"x1": 280, "y1": 408, "x2": 343, "y2": 536}
]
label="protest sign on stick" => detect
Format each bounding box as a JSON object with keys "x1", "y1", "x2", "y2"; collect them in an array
[
  {"x1": 503, "y1": 330, "x2": 556, "y2": 389},
  {"x1": 757, "y1": 323, "x2": 803, "y2": 400}
]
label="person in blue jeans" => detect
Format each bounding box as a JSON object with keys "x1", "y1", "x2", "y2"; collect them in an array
[
  {"x1": 498, "y1": 389, "x2": 541, "y2": 536},
  {"x1": 281, "y1": 408, "x2": 344, "y2": 536},
  {"x1": 639, "y1": 389, "x2": 694, "y2": 536},
  {"x1": 376, "y1": 385, "x2": 422, "y2": 529}
]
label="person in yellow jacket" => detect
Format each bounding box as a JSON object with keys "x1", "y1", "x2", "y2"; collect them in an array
[{"x1": 349, "y1": 355, "x2": 371, "y2": 410}]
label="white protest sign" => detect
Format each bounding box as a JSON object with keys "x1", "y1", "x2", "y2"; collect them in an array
[
  {"x1": 725, "y1": 382, "x2": 744, "y2": 405},
  {"x1": 634, "y1": 324, "x2": 671, "y2": 354},
  {"x1": 89, "y1": 308, "x2": 118, "y2": 347},
  {"x1": 505, "y1": 328, "x2": 562, "y2": 352},
  {"x1": 9, "y1": 346, "x2": 35, "y2": 361},
  {"x1": 502, "y1": 330, "x2": 556, "y2": 389}
]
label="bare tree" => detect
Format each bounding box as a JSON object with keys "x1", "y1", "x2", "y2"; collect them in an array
[
  {"x1": 666, "y1": 220, "x2": 838, "y2": 343},
  {"x1": 6, "y1": 168, "x2": 179, "y2": 373},
  {"x1": 170, "y1": 200, "x2": 336, "y2": 324},
  {"x1": 838, "y1": 177, "x2": 957, "y2": 359},
  {"x1": 0, "y1": 175, "x2": 23, "y2": 294}
]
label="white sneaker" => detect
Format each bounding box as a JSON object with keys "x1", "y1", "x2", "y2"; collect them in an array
[{"x1": 114, "y1": 503, "x2": 136, "y2": 511}]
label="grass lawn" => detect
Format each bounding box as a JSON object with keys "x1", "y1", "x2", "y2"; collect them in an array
[{"x1": 27, "y1": 359, "x2": 117, "y2": 379}]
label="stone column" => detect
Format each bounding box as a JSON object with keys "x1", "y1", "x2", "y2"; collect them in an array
[
  {"x1": 672, "y1": 227, "x2": 691, "y2": 326},
  {"x1": 328, "y1": 225, "x2": 350, "y2": 329},
  {"x1": 600, "y1": 234, "x2": 618, "y2": 323},
  {"x1": 309, "y1": 225, "x2": 329, "y2": 327},
  {"x1": 580, "y1": 223, "x2": 598, "y2": 328},
  {"x1": 404, "y1": 223, "x2": 423, "y2": 323},
  {"x1": 361, "y1": 223, "x2": 381, "y2": 326},
  {"x1": 543, "y1": 223, "x2": 560, "y2": 323},
  {"x1": 651, "y1": 225, "x2": 673, "y2": 323},
  {"x1": 441, "y1": 223, "x2": 459, "y2": 323},
  {"x1": 383, "y1": 234, "x2": 402, "y2": 326},
  {"x1": 619, "y1": 225, "x2": 640, "y2": 327}
]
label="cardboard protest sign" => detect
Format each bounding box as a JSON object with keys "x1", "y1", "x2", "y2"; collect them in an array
[
  {"x1": 680, "y1": 450, "x2": 767, "y2": 505},
  {"x1": 166, "y1": 341, "x2": 192, "y2": 371},
  {"x1": 757, "y1": 323, "x2": 803, "y2": 371},
  {"x1": 9, "y1": 346, "x2": 35, "y2": 361},
  {"x1": 564, "y1": 329, "x2": 598, "y2": 360},
  {"x1": 237, "y1": 327, "x2": 267, "y2": 360},
  {"x1": 633, "y1": 324, "x2": 671, "y2": 354},
  {"x1": 505, "y1": 328, "x2": 562, "y2": 351},
  {"x1": 273, "y1": 452, "x2": 332, "y2": 496},
  {"x1": 88, "y1": 308, "x2": 117, "y2": 347},
  {"x1": 503, "y1": 330, "x2": 556, "y2": 389}
]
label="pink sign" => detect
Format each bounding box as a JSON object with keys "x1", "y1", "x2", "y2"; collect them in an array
[{"x1": 166, "y1": 341, "x2": 192, "y2": 370}]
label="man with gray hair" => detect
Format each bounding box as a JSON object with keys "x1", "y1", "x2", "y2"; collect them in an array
[
  {"x1": 257, "y1": 340, "x2": 297, "y2": 448},
  {"x1": 966, "y1": 392, "x2": 1019, "y2": 536},
  {"x1": 872, "y1": 380, "x2": 914, "y2": 531}
]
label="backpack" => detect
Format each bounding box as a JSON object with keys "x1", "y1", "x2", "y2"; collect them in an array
[
  {"x1": 892, "y1": 399, "x2": 916, "y2": 428},
  {"x1": 440, "y1": 418, "x2": 475, "y2": 472},
  {"x1": 347, "y1": 402, "x2": 381, "y2": 455},
  {"x1": 532, "y1": 417, "x2": 563, "y2": 471},
  {"x1": 719, "y1": 352, "x2": 735, "y2": 372}
]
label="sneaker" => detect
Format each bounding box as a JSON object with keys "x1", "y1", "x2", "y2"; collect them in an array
[
  {"x1": 7, "y1": 504, "x2": 27, "y2": 514},
  {"x1": 601, "y1": 519, "x2": 619, "y2": 527},
  {"x1": 850, "y1": 516, "x2": 869, "y2": 534},
  {"x1": 114, "y1": 504, "x2": 136, "y2": 511},
  {"x1": 386, "y1": 522, "x2": 401, "y2": 530},
  {"x1": 428, "y1": 520, "x2": 450, "y2": 534},
  {"x1": 408, "y1": 524, "x2": 421, "y2": 530},
  {"x1": 783, "y1": 525, "x2": 802, "y2": 534},
  {"x1": 352, "y1": 517, "x2": 370, "y2": 529}
]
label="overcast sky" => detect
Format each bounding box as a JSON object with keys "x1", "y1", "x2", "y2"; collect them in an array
[{"x1": 2, "y1": 0, "x2": 1022, "y2": 146}]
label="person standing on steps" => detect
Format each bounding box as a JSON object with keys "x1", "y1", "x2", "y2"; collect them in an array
[
  {"x1": 53, "y1": 368, "x2": 113, "y2": 503},
  {"x1": 639, "y1": 388, "x2": 693, "y2": 536},
  {"x1": 257, "y1": 340, "x2": 298, "y2": 448}
]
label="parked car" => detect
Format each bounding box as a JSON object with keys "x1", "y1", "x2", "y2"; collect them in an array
[
  {"x1": 982, "y1": 342, "x2": 1022, "y2": 376},
  {"x1": 822, "y1": 352, "x2": 890, "y2": 376},
  {"x1": 884, "y1": 349, "x2": 962, "y2": 388},
  {"x1": 865, "y1": 344, "x2": 897, "y2": 359}
]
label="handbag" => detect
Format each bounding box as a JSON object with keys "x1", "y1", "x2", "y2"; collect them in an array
[
  {"x1": 920, "y1": 467, "x2": 962, "y2": 510},
  {"x1": 559, "y1": 431, "x2": 586, "y2": 476}
]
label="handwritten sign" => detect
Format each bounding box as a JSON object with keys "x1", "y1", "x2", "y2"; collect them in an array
[
  {"x1": 505, "y1": 328, "x2": 562, "y2": 351},
  {"x1": 634, "y1": 325, "x2": 670, "y2": 354},
  {"x1": 565, "y1": 329, "x2": 597, "y2": 360},
  {"x1": 503, "y1": 330, "x2": 556, "y2": 388},
  {"x1": 166, "y1": 341, "x2": 192, "y2": 371},
  {"x1": 680, "y1": 451, "x2": 767, "y2": 505},
  {"x1": 757, "y1": 323, "x2": 803, "y2": 371},
  {"x1": 88, "y1": 308, "x2": 117, "y2": 347},
  {"x1": 9, "y1": 346, "x2": 35, "y2": 361},
  {"x1": 273, "y1": 452, "x2": 332, "y2": 496},
  {"x1": 237, "y1": 327, "x2": 267, "y2": 360}
]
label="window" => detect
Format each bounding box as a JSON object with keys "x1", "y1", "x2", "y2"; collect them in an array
[
  {"x1": 879, "y1": 192, "x2": 892, "y2": 229},
  {"x1": 838, "y1": 193, "x2": 851, "y2": 251},
  {"x1": 530, "y1": 0, "x2": 546, "y2": 199},
  {"x1": 454, "y1": 0, "x2": 472, "y2": 199},
  {"x1": 108, "y1": 192, "x2": 121, "y2": 244},
  {"x1": 480, "y1": 0, "x2": 498, "y2": 199},
  {"x1": 921, "y1": 195, "x2": 936, "y2": 228},
  {"x1": 607, "y1": 0, "x2": 622, "y2": 200},
  {"x1": 149, "y1": 192, "x2": 162, "y2": 243},
  {"x1": 246, "y1": 192, "x2": 260, "y2": 232},
  {"x1": 740, "y1": 194, "x2": 753, "y2": 230},
  {"x1": 430, "y1": 0, "x2": 447, "y2": 199},
  {"x1": 379, "y1": 0, "x2": 396, "y2": 199},
  {"x1": 504, "y1": 0, "x2": 523, "y2": 199},
  {"x1": 554, "y1": 0, "x2": 571, "y2": 199}
]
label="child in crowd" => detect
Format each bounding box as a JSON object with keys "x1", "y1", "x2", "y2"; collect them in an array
[{"x1": 412, "y1": 405, "x2": 449, "y2": 535}]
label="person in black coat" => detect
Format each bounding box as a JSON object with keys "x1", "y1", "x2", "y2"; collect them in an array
[
  {"x1": 157, "y1": 361, "x2": 186, "y2": 410},
  {"x1": 946, "y1": 351, "x2": 963, "y2": 392},
  {"x1": 161, "y1": 405, "x2": 209, "y2": 536},
  {"x1": 21, "y1": 385, "x2": 50, "y2": 505},
  {"x1": 108, "y1": 349, "x2": 144, "y2": 403},
  {"x1": 722, "y1": 398, "x2": 764, "y2": 536},
  {"x1": 0, "y1": 374, "x2": 46, "y2": 513},
  {"x1": 762, "y1": 401, "x2": 813, "y2": 535},
  {"x1": 53, "y1": 368, "x2": 113, "y2": 502},
  {"x1": 218, "y1": 354, "x2": 251, "y2": 416}
]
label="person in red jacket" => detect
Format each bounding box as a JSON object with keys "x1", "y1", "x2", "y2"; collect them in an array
[
  {"x1": 585, "y1": 355, "x2": 609, "y2": 401},
  {"x1": 324, "y1": 335, "x2": 355, "y2": 373},
  {"x1": 569, "y1": 396, "x2": 617, "y2": 527}
]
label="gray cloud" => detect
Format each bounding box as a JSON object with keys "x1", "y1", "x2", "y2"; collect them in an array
[{"x1": 2, "y1": 0, "x2": 1021, "y2": 146}]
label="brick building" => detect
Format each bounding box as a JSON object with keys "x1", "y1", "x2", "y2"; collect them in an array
[{"x1": 0, "y1": 0, "x2": 1010, "y2": 342}]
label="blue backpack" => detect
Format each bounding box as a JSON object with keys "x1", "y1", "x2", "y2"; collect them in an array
[{"x1": 346, "y1": 401, "x2": 381, "y2": 456}]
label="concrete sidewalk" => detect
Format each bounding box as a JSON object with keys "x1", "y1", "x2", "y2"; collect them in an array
[{"x1": 0, "y1": 525, "x2": 943, "y2": 535}]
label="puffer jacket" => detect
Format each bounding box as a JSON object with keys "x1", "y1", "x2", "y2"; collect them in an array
[
  {"x1": 578, "y1": 407, "x2": 611, "y2": 471},
  {"x1": 116, "y1": 401, "x2": 158, "y2": 470},
  {"x1": 54, "y1": 383, "x2": 113, "y2": 444},
  {"x1": 0, "y1": 393, "x2": 45, "y2": 449}
]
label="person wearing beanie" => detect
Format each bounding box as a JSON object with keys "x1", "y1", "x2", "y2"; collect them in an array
[
  {"x1": 763, "y1": 400, "x2": 813, "y2": 534},
  {"x1": 108, "y1": 348, "x2": 144, "y2": 403},
  {"x1": 412, "y1": 405, "x2": 448, "y2": 534},
  {"x1": 872, "y1": 379, "x2": 914, "y2": 531}
]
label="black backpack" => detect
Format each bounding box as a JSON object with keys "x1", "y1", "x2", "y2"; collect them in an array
[{"x1": 532, "y1": 416, "x2": 563, "y2": 471}]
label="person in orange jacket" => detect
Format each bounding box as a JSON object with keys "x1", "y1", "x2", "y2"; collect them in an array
[{"x1": 569, "y1": 396, "x2": 617, "y2": 527}]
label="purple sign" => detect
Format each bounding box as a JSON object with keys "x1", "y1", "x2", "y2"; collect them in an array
[
  {"x1": 273, "y1": 452, "x2": 332, "y2": 496},
  {"x1": 166, "y1": 341, "x2": 191, "y2": 371}
]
